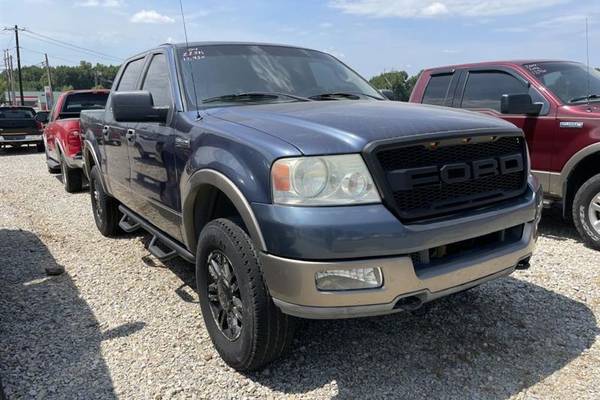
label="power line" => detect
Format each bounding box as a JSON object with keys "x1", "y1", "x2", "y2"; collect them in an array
[
  {"x1": 20, "y1": 29, "x2": 122, "y2": 62},
  {"x1": 19, "y1": 47, "x2": 84, "y2": 65}
]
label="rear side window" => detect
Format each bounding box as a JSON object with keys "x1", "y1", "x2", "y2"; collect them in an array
[
  {"x1": 461, "y1": 71, "x2": 527, "y2": 111},
  {"x1": 117, "y1": 58, "x2": 145, "y2": 91},
  {"x1": 141, "y1": 54, "x2": 172, "y2": 107},
  {"x1": 422, "y1": 74, "x2": 453, "y2": 106}
]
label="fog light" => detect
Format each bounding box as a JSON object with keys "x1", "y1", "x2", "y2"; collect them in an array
[{"x1": 315, "y1": 268, "x2": 383, "y2": 291}]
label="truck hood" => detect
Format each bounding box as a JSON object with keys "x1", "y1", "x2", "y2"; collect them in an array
[{"x1": 206, "y1": 100, "x2": 521, "y2": 154}]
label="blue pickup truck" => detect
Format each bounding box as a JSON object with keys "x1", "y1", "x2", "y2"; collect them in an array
[{"x1": 80, "y1": 42, "x2": 542, "y2": 371}]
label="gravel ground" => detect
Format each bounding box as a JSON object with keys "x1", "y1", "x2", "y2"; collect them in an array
[{"x1": 0, "y1": 148, "x2": 599, "y2": 400}]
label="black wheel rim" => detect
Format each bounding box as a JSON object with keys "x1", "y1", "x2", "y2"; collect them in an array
[
  {"x1": 206, "y1": 250, "x2": 243, "y2": 341},
  {"x1": 91, "y1": 180, "x2": 103, "y2": 220}
]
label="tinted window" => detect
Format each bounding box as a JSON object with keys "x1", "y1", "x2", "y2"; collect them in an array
[
  {"x1": 0, "y1": 108, "x2": 35, "y2": 119},
  {"x1": 63, "y1": 92, "x2": 109, "y2": 115},
  {"x1": 117, "y1": 58, "x2": 145, "y2": 91},
  {"x1": 461, "y1": 71, "x2": 527, "y2": 111},
  {"x1": 142, "y1": 54, "x2": 171, "y2": 107},
  {"x1": 422, "y1": 74, "x2": 453, "y2": 106}
]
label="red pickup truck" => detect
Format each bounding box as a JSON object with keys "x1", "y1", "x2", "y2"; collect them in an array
[
  {"x1": 410, "y1": 60, "x2": 600, "y2": 249},
  {"x1": 43, "y1": 90, "x2": 109, "y2": 192}
]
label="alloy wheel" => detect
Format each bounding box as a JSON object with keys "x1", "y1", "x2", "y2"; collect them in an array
[
  {"x1": 588, "y1": 193, "x2": 600, "y2": 236},
  {"x1": 206, "y1": 250, "x2": 243, "y2": 341}
]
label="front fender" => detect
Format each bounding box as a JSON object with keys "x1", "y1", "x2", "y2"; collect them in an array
[{"x1": 180, "y1": 169, "x2": 267, "y2": 253}]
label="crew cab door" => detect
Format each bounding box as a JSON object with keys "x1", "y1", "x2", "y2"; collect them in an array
[
  {"x1": 127, "y1": 52, "x2": 182, "y2": 240},
  {"x1": 44, "y1": 96, "x2": 63, "y2": 161},
  {"x1": 454, "y1": 68, "x2": 555, "y2": 173},
  {"x1": 103, "y1": 56, "x2": 146, "y2": 201}
]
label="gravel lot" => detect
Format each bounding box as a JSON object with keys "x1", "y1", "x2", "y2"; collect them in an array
[{"x1": 1, "y1": 148, "x2": 599, "y2": 399}]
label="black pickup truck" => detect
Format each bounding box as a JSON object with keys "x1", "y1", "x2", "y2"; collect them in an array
[
  {"x1": 80, "y1": 42, "x2": 542, "y2": 371},
  {"x1": 0, "y1": 106, "x2": 44, "y2": 151}
]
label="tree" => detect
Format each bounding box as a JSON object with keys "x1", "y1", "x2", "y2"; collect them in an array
[
  {"x1": 369, "y1": 70, "x2": 421, "y2": 101},
  {"x1": 1, "y1": 61, "x2": 120, "y2": 94}
]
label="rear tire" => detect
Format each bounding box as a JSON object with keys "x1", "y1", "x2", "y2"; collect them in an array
[
  {"x1": 572, "y1": 174, "x2": 600, "y2": 250},
  {"x1": 61, "y1": 153, "x2": 83, "y2": 193},
  {"x1": 89, "y1": 165, "x2": 121, "y2": 237},
  {"x1": 196, "y1": 218, "x2": 295, "y2": 371}
]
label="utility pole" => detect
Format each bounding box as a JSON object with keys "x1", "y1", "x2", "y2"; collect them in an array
[
  {"x1": 44, "y1": 53, "x2": 54, "y2": 110},
  {"x1": 2, "y1": 50, "x2": 10, "y2": 105},
  {"x1": 14, "y1": 25, "x2": 24, "y2": 105},
  {"x1": 8, "y1": 55, "x2": 16, "y2": 106}
]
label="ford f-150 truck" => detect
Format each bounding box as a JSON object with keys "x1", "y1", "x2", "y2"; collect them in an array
[
  {"x1": 80, "y1": 43, "x2": 542, "y2": 371},
  {"x1": 411, "y1": 60, "x2": 600, "y2": 249},
  {"x1": 0, "y1": 106, "x2": 44, "y2": 151},
  {"x1": 42, "y1": 90, "x2": 109, "y2": 192}
]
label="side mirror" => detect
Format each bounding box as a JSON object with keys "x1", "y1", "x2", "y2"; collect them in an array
[
  {"x1": 501, "y1": 94, "x2": 542, "y2": 116},
  {"x1": 380, "y1": 89, "x2": 394, "y2": 100},
  {"x1": 34, "y1": 113, "x2": 49, "y2": 124},
  {"x1": 112, "y1": 91, "x2": 169, "y2": 123}
]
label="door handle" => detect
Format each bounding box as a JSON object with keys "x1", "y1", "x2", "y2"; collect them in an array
[
  {"x1": 126, "y1": 129, "x2": 136, "y2": 142},
  {"x1": 174, "y1": 136, "x2": 190, "y2": 149}
]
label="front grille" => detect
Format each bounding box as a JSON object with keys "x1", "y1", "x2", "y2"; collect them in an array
[{"x1": 372, "y1": 135, "x2": 527, "y2": 221}]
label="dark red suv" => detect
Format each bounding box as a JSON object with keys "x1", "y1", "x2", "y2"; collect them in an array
[{"x1": 411, "y1": 60, "x2": 600, "y2": 248}]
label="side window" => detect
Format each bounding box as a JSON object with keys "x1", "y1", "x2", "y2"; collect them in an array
[
  {"x1": 461, "y1": 71, "x2": 527, "y2": 111},
  {"x1": 116, "y1": 58, "x2": 145, "y2": 92},
  {"x1": 422, "y1": 73, "x2": 453, "y2": 106},
  {"x1": 141, "y1": 54, "x2": 172, "y2": 107}
]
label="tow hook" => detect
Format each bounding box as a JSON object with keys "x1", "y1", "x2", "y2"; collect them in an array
[{"x1": 516, "y1": 256, "x2": 531, "y2": 270}]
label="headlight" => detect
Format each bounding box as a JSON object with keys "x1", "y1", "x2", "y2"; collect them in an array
[{"x1": 271, "y1": 154, "x2": 381, "y2": 205}]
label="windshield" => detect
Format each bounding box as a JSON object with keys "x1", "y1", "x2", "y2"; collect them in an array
[
  {"x1": 177, "y1": 44, "x2": 383, "y2": 107},
  {"x1": 523, "y1": 62, "x2": 600, "y2": 104}
]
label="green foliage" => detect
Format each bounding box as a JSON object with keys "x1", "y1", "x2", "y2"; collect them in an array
[
  {"x1": 1, "y1": 61, "x2": 120, "y2": 93},
  {"x1": 369, "y1": 70, "x2": 422, "y2": 101}
]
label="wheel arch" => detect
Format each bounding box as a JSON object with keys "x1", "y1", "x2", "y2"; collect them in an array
[
  {"x1": 181, "y1": 169, "x2": 267, "y2": 254},
  {"x1": 83, "y1": 139, "x2": 108, "y2": 192},
  {"x1": 561, "y1": 143, "x2": 600, "y2": 218}
]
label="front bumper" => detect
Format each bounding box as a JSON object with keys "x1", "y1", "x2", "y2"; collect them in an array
[
  {"x1": 261, "y1": 221, "x2": 535, "y2": 319},
  {"x1": 259, "y1": 179, "x2": 542, "y2": 319}
]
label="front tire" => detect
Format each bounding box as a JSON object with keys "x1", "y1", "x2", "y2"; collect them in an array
[
  {"x1": 89, "y1": 166, "x2": 121, "y2": 237},
  {"x1": 60, "y1": 153, "x2": 83, "y2": 193},
  {"x1": 196, "y1": 218, "x2": 295, "y2": 371},
  {"x1": 573, "y1": 174, "x2": 600, "y2": 250}
]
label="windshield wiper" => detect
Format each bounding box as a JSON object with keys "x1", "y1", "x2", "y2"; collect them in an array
[
  {"x1": 202, "y1": 92, "x2": 310, "y2": 104},
  {"x1": 569, "y1": 94, "x2": 600, "y2": 103},
  {"x1": 308, "y1": 92, "x2": 384, "y2": 101}
]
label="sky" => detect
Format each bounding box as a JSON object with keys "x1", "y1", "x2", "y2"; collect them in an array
[{"x1": 1, "y1": 0, "x2": 599, "y2": 78}]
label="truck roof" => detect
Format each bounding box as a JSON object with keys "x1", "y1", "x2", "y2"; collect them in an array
[
  {"x1": 166, "y1": 41, "x2": 315, "y2": 51},
  {"x1": 424, "y1": 59, "x2": 579, "y2": 73},
  {"x1": 122, "y1": 41, "x2": 324, "y2": 61}
]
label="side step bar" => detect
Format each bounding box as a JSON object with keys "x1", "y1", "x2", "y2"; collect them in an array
[
  {"x1": 119, "y1": 214, "x2": 141, "y2": 233},
  {"x1": 118, "y1": 205, "x2": 195, "y2": 263}
]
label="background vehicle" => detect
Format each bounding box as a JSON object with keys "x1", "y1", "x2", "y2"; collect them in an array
[
  {"x1": 410, "y1": 60, "x2": 600, "y2": 249},
  {"x1": 81, "y1": 43, "x2": 541, "y2": 371},
  {"x1": 42, "y1": 90, "x2": 109, "y2": 192},
  {"x1": 0, "y1": 106, "x2": 44, "y2": 151}
]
